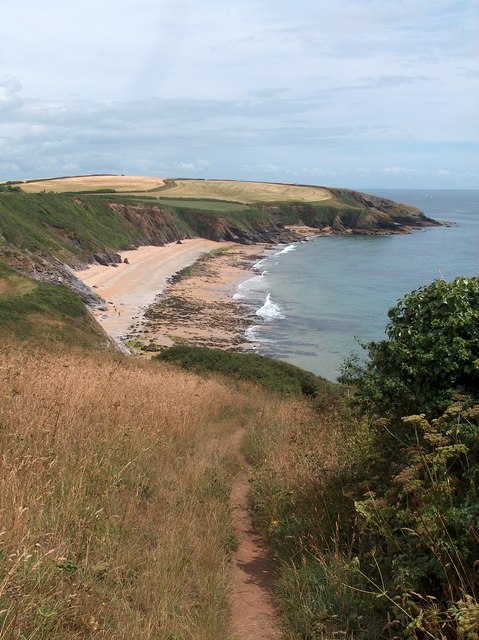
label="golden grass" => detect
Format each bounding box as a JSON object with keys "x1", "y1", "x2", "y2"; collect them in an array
[
  {"x1": 152, "y1": 179, "x2": 332, "y2": 204},
  {"x1": 0, "y1": 345, "x2": 299, "y2": 639},
  {"x1": 20, "y1": 175, "x2": 332, "y2": 203},
  {"x1": 21, "y1": 176, "x2": 166, "y2": 193},
  {"x1": 0, "y1": 275, "x2": 36, "y2": 297}
]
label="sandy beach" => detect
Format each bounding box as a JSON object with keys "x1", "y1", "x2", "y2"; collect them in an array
[
  {"x1": 76, "y1": 239, "x2": 264, "y2": 352},
  {"x1": 140, "y1": 244, "x2": 265, "y2": 351}
]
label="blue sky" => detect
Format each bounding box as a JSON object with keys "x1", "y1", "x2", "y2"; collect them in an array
[{"x1": 0, "y1": 0, "x2": 478, "y2": 190}]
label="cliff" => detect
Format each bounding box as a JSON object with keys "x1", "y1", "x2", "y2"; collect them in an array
[{"x1": 0, "y1": 185, "x2": 440, "y2": 304}]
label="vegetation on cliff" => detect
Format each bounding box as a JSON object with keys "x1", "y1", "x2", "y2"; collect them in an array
[
  {"x1": 1, "y1": 176, "x2": 469, "y2": 640},
  {"x1": 0, "y1": 178, "x2": 438, "y2": 263},
  {"x1": 156, "y1": 345, "x2": 332, "y2": 397},
  {"x1": 247, "y1": 276, "x2": 479, "y2": 639},
  {"x1": 0, "y1": 262, "x2": 110, "y2": 348}
]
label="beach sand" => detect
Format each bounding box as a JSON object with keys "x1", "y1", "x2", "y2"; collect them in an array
[
  {"x1": 139, "y1": 244, "x2": 265, "y2": 351},
  {"x1": 75, "y1": 240, "x2": 265, "y2": 352}
]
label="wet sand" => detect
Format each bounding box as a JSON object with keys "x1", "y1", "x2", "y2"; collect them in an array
[{"x1": 138, "y1": 244, "x2": 265, "y2": 351}]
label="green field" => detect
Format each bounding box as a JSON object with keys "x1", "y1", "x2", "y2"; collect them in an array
[
  {"x1": 147, "y1": 179, "x2": 333, "y2": 204},
  {"x1": 122, "y1": 197, "x2": 249, "y2": 212}
]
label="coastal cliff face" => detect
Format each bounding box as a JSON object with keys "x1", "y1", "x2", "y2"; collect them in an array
[
  {"x1": 0, "y1": 188, "x2": 440, "y2": 302},
  {"x1": 263, "y1": 188, "x2": 438, "y2": 235}
]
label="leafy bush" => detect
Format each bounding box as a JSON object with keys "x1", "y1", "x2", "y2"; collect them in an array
[
  {"x1": 340, "y1": 277, "x2": 479, "y2": 418},
  {"x1": 353, "y1": 397, "x2": 479, "y2": 638},
  {"x1": 337, "y1": 277, "x2": 479, "y2": 637},
  {"x1": 248, "y1": 277, "x2": 479, "y2": 639}
]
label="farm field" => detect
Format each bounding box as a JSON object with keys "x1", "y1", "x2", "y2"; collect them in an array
[
  {"x1": 121, "y1": 197, "x2": 250, "y2": 212},
  {"x1": 18, "y1": 175, "x2": 333, "y2": 203},
  {"x1": 20, "y1": 175, "x2": 166, "y2": 193},
  {"x1": 152, "y1": 179, "x2": 333, "y2": 203}
]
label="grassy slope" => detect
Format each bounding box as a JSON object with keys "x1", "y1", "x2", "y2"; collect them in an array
[
  {"x1": 0, "y1": 192, "x2": 273, "y2": 265},
  {"x1": 0, "y1": 192, "x2": 139, "y2": 262},
  {"x1": 156, "y1": 345, "x2": 334, "y2": 397},
  {"x1": 0, "y1": 177, "x2": 449, "y2": 640},
  {"x1": 0, "y1": 182, "x2": 429, "y2": 272},
  {"x1": 0, "y1": 262, "x2": 110, "y2": 348},
  {"x1": 0, "y1": 344, "x2": 315, "y2": 640}
]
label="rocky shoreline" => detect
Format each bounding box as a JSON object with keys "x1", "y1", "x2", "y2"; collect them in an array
[{"x1": 126, "y1": 245, "x2": 265, "y2": 354}]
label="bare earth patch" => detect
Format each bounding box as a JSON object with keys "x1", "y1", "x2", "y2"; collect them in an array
[{"x1": 229, "y1": 428, "x2": 283, "y2": 640}]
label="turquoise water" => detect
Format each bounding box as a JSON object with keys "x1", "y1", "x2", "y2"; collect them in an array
[{"x1": 237, "y1": 190, "x2": 479, "y2": 381}]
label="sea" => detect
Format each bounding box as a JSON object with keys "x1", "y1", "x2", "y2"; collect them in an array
[{"x1": 235, "y1": 189, "x2": 479, "y2": 382}]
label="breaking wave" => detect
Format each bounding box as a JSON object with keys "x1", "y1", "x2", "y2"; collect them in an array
[
  {"x1": 274, "y1": 244, "x2": 296, "y2": 256},
  {"x1": 255, "y1": 294, "x2": 285, "y2": 321}
]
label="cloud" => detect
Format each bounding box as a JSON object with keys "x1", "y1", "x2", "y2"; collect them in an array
[
  {"x1": 381, "y1": 167, "x2": 410, "y2": 176},
  {"x1": 0, "y1": 1, "x2": 477, "y2": 188},
  {"x1": 0, "y1": 75, "x2": 22, "y2": 111},
  {"x1": 174, "y1": 159, "x2": 211, "y2": 173}
]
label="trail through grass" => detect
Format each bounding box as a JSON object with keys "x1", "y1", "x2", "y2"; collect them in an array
[{"x1": 0, "y1": 345, "x2": 304, "y2": 639}]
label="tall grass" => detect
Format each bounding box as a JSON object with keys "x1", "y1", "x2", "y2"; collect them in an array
[
  {"x1": 243, "y1": 395, "x2": 385, "y2": 639},
  {"x1": 0, "y1": 345, "x2": 283, "y2": 639}
]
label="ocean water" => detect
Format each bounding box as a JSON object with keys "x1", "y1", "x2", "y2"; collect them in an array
[{"x1": 236, "y1": 189, "x2": 479, "y2": 381}]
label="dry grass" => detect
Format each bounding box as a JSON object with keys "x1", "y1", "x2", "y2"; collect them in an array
[
  {"x1": 21, "y1": 176, "x2": 166, "y2": 193},
  {"x1": 0, "y1": 275, "x2": 36, "y2": 297},
  {"x1": 243, "y1": 397, "x2": 374, "y2": 638},
  {"x1": 21, "y1": 176, "x2": 332, "y2": 203},
  {"x1": 0, "y1": 345, "x2": 292, "y2": 639},
  {"x1": 152, "y1": 179, "x2": 333, "y2": 204}
]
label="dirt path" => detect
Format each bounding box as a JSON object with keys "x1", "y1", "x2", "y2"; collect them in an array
[{"x1": 229, "y1": 428, "x2": 283, "y2": 640}]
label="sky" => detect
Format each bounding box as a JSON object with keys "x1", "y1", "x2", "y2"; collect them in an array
[{"x1": 0, "y1": 0, "x2": 478, "y2": 190}]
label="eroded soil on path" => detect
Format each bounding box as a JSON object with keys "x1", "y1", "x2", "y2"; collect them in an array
[{"x1": 229, "y1": 428, "x2": 283, "y2": 640}]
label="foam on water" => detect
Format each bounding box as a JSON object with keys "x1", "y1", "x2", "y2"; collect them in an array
[
  {"x1": 237, "y1": 271, "x2": 268, "y2": 293},
  {"x1": 245, "y1": 325, "x2": 260, "y2": 343},
  {"x1": 274, "y1": 243, "x2": 296, "y2": 256},
  {"x1": 255, "y1": 294, "x2": 285, "y2": 320},
  {"x1": 252, "y1": 257, "x2": 268, "y2": 270}
]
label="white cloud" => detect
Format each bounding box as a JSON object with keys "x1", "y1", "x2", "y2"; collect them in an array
[
  {"x1": 0, "y1": 1, "x2": 477, "y2": 188},
  {"x1": 0, "y1": 75, "x2": 22, "y2": 111},
  {"x1": 381, "y1": 167, "x2": 410, "y2": 175}
]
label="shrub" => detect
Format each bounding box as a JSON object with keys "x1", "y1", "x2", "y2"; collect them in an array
[{"x1": 340, "y1": 277, "x2": 479, "y2": 419}]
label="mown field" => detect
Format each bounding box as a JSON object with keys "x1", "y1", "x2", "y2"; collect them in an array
[
  {"x1": 20, "y1": 175, "x2": 166, "y2": 193},
  {"x1": 19, "y1": 175, "x2": 333, "y2": 204},
  {"x1": 150, "y1": 179, "x2": 333, "y2": 204}
]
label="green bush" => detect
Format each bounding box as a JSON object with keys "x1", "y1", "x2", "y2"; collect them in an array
[
  {"x1": 352, "y1": 397, "x2": 479, "y2": 638},
  {"x1": 340, "y1": 277, "x2": 479, "y2": 418},
  {"x1": 248, "y1": 277, "x2": 479, "y2": 639},
  {"x1": 337, "y1": 277, "x2": 479, "y2": 637}
]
